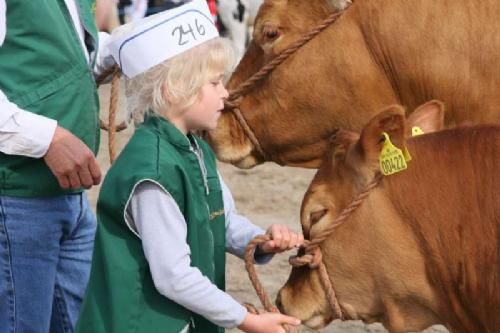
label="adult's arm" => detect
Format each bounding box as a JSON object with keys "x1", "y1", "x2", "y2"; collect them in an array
[
  {"x1": 0, "y1": 91, "x2": 101, "y2": 189},
  {"x1": 0, "y1": 90, "x2": 57, "y2": 158},
  {"x1": 0, "y1": 0, "x2": 101, "y2": 189}
]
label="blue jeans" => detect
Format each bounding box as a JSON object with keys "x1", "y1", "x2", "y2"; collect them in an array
[{"x1": 0, "y1": 193, "x2": 96, "y2": 333}]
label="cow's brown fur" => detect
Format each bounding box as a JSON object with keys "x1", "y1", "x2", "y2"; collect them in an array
[
  {"x1": 383, "y1": 127, "x2": 500, "y2": 332},
  {"x1": 277, "y1": 106, "x2": 500, "y2": 332},
  {"x1": 207, "y1": 0, "x2": 500, "y2": 168}
]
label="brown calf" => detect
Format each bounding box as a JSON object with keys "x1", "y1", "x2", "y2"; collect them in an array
[{"x1": 277, "y1": 103, "x2": 500, "y2": 333}]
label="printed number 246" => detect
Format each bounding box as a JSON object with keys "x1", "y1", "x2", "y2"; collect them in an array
[{"x1": 172, "y1": 19, "x2": 206, "y2": 46}]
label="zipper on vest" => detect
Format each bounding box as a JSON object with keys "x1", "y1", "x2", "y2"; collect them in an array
[
  {"x1": 188, "y1": 317, "x2": 196, "y2": 332},
  {"x1": 190, "y1": 144, "x2": 209, "y2": 195}
]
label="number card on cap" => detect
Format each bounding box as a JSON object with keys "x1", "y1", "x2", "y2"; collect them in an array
[{"x1": 109, "y1": 0, "x2": 219, "y2": 78}]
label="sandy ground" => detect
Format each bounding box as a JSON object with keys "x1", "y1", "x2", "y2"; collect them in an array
[{"x1": 90, "y1": 86, "x2": 448, "y2": 333}]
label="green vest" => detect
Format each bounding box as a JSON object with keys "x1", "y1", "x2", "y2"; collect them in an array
[
  {"x1": 77, "y1": 116, "x2": 226, "y2": 333},
  {"x1": 0, "y1": 0, "x2": 99, "y2": 197}
]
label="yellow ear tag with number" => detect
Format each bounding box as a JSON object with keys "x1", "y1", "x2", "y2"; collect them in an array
[
  {"x1": 403, "y1": 126, "x2": 425, "y2": 162},
  {"x1": 379, "y1": 132, "x2": 408, "y2": 175},
  {"x1": 412, "y1": 126, "x2": 425, "y2": 136},
  {"x1": 403, "y1": 146, "x2": 412, "y2": 162}
]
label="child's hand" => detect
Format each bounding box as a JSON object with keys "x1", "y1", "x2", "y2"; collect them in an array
[
  {"x1": 238, "y1": 312, "x2": 301, "y2": 333},
  {"x1": 259, "y1": 224, "x2": 304, "y2": 254}
]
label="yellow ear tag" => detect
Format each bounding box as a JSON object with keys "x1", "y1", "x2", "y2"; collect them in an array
[
  {"x1": 403, "y1": 146, "x2": 412, "y2": 162},
  {"x1": 403, "y1": 126, "x2": 425, "y2": 161},
  {"x1": 379, "y1": 132, "x2": 408, "y2": 175},
  {"x1": 412, "y1": 126, "x2": 425, "y2": 136}
]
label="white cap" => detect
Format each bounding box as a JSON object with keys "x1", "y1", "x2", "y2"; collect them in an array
[{"x1": 109, "y1": 0, "x2": 219, "y2": 78}]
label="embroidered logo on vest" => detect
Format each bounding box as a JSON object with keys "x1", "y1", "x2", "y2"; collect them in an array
[{"x1": 209, "y1": 209, "x2": 225, "y2": 221}]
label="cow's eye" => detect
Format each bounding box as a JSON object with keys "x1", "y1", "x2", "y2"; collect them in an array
[
  {"x1": 263, "y1": 26, "x2": 280, "y2": 41},
  {"x1": 265, "y1": 30, "x2": 278, "y2": 39},
  {"x1": 310, "y1": 209, "x2": 327, "y2": 225}
]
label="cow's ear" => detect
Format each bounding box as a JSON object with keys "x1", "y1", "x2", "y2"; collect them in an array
[
  {"x1": 407, "y1": 100, "x2": 445, "y2": 135},
  {"x1": 359, "y1": 105, "x2": 406, "y2": 163},
  {"x1": 327, "y1": 0, "x2": 352, "y2": 11}
]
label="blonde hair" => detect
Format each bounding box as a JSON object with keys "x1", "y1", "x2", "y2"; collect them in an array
[{"x1": 125, "y1": 37, "x2": 235, "y2": 124}]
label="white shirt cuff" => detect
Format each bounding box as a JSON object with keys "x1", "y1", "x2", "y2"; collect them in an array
[{"x1": 0, "y1": 111, "x2": 57, "y2": 158}]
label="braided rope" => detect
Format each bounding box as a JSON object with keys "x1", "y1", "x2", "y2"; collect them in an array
[
  {"x1": 306, "y1": 173, "x2": 383, "y2": 249},
  {"x1": 95, "y1": 64, "x2": 119, "y2": 86},
  {"x1": 245, "y1": 235, "x2": 278, "y2": 312},
  {"x1": 226, "y1": 10, "x2": 344, "y2": 103},
  {"x1": 223, "y1": 9, "x2": 345, "y2": 161},
  {"x1": 244, "y1": 172, "x2": 383, "y2": 323},
  {"x1": 233, "y1": 107, "x2": 269, "y2": 159},
  {"x1": 244, "y1": 235, "x2": 301, "y2": 333},
  {"x1": 95, "y1": 65, "x2": 129, "y2": 164},
  {"x1": 107, "y1": 69, "x2": 122, "y2": 163}
]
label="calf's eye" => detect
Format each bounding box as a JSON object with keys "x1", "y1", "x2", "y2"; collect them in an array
[{"x1": 310, "y1": 209, "x2": 328, "y2": 225}]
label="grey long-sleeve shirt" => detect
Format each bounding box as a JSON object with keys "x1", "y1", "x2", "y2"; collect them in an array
[{"x1": 125, "y1": 176, "x2": 272, "y2": 329}]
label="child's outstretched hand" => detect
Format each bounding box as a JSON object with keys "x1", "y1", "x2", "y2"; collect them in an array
[
  {"x1": 259, "y1": 224, "x2": 304, "y2": 254},
  {"x1": 238, "y1": 312, "x2": 301, "y2": 333}
]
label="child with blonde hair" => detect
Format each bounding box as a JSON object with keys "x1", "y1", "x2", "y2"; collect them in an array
[{"x1": 76, "y1": 1, "x2": 303, "y2": 333}]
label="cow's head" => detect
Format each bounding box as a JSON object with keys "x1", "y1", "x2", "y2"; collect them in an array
[
  {"x1": 207, "y1": 0, "x2": 360, "y2": 168},
  {"x1": 277, "y1": 101, "x2": 445, "y2": 331}
]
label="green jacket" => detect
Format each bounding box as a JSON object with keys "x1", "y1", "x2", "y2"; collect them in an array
[
  {"x1": 77, "y1": 115, "x2": 226, "y2": 333},
  {"x1": 0, "y1": 0, "x2": 99, "y2": 197}
]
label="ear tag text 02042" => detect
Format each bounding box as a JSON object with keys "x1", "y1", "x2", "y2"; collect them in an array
[{"x1": 379, "y1": 132, "x2": 409, "y2": 176}]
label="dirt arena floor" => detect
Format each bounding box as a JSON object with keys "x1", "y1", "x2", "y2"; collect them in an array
[{"x1": 90, "y1": 86, "x2": 448, "y2": 333}]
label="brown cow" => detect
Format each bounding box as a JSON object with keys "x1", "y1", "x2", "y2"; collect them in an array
[
  {"x1": 276, "y1": 104, "x2": 500, "y2": 333},
  {"x1": 207, "y1": 0, "x2": 500, "y2": 168}
]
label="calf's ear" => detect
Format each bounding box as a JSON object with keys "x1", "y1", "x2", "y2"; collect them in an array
[
  {"x1": 359, "y1": 105, "x2": 406, "y2": 163},
  {"x1": 407, "y1": 100, "x2": 445, "y2": 135}
]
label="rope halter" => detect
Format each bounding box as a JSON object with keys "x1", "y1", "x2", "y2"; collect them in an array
[
  {"x1": 223, "y1": 7, "x2": 348, "y2": 161},
  {"x1": 244, "y1": 171, "x2": 383, "y2": 327}
]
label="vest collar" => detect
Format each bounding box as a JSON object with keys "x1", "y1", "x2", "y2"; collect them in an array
[{"x1": 142, "y1": 113, "x2": 196, "y2": 150}]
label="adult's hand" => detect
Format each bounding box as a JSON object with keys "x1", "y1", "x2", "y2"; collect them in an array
[{"x1": 44, "y1": 126, "x2": 101, "y2": 189}]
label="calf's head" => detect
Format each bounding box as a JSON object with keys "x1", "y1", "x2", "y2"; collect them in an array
[{"x1": 277, "y1": 101, "x2": 444, "y2": 332}]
